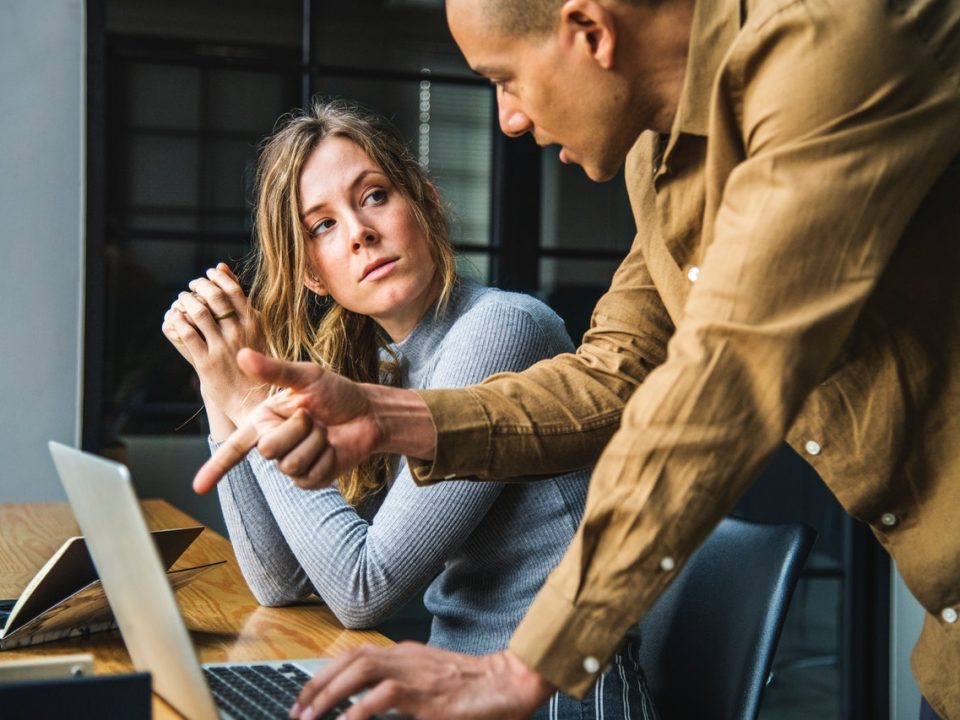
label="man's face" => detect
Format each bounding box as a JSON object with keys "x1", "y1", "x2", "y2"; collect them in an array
[{"x1": 446, "y1": 0, "x2": 638, "y2": 182}]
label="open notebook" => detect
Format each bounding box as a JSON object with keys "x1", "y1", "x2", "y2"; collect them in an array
[
  {"x1": 0, "y1": 526, "x2": 220, "y2": 650},
  {"x1": 47, "y1": 441, "x2": 357, "y2": 720}
]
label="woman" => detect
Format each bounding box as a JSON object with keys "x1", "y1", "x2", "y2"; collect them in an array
[{"x1": 163, "y1": 100, "x2": 655, "y2": 719}]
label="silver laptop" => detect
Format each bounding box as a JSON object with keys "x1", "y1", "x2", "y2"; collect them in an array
[{"x1": 48, "y1": 441, "x2": 349, "y2": 720}]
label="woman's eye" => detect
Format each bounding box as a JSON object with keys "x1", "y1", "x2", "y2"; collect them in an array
[
  {"x1": 310, "y1": 218, "x2": 336, "y2": 237},
  {"x1": 363, "y1": 188, "x2": 387, "y2": 206}
]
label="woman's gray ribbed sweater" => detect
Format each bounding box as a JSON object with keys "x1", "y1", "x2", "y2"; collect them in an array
[{"x1": 214, "y1": 278, "x2": 589, "y2": 655}]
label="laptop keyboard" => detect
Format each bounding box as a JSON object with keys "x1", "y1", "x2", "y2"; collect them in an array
[{"x1": 204, "y1": 663, "x2": 352, "y2": 720}]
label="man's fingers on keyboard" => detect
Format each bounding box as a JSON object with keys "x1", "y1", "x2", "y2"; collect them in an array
[
  {"x1": 295, "y1": 646, "x2": 381, "y2": 719},
  {"x1": 343, "y1": 680, "x2": 408, "y2": 720},
  {"x1": 294, "y1": 646, "x2": 358, "y2": 715}
]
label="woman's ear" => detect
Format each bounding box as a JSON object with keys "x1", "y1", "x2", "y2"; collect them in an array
[{"x1": 303, "y1": 270, "x2": 328, "y2": 297}]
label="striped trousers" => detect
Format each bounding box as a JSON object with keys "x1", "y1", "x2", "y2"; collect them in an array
[{"x1": 531, "y1": 638, "x2": 659, "y2": 720}]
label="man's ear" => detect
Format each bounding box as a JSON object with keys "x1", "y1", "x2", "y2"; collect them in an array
[
  {"x1": 303, "y1": 271, "x2": 328, "y2": 297},
  {"x1": 558, "y1": 0, "x2": 616, "y2": 70}
]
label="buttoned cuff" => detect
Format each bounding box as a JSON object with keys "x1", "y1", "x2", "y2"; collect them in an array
[
  {"x1": 407, "y1": 388, "x2": 492, "y2": 485},
  {"x1": 508, "y1": 580, "x2": 635, "y2": 699}
]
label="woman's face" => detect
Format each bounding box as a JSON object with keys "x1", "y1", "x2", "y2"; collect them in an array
[{"x1": 299, "y1": 135, "x2": 439, "y2": 341}]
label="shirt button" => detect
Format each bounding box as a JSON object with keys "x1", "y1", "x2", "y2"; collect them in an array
[
  {"x1": 659, "y1": 556, "x2": 676, "y2": 572},
  {"x1": 687, "y1": 266, "x2": 700, "y2": 283},
  {"x1": 582, "y1": 656, "x2": 600, "y2": 673},
  {"x1": 880, "y1": 513, "x2": 898, "y2": 527},
  {"x1": 804, "y1": 440, "x2": 822, "y2": 456},
  {"x1": 942, "y1": 608, "x2": 958, "y2": 624}
]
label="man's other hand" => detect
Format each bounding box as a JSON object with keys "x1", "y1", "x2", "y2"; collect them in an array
[{"x1": 291, "y1": 643, "x2": 555, "y2": 720}]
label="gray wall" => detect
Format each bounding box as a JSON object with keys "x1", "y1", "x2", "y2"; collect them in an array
[
  {"x1": 0, "y1": 0, "x2": 85, "y2": 502},
  {"x1": 121, "y1": 435, "x2": 228, "y2": 535}
]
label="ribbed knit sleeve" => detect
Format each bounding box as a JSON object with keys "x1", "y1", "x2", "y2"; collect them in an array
[
  {"x1": 214, "y1": 282, "x2": 575, "y2": 630},
  {"x1": 216, "y1": 459, "x2": 313, "y2": 605}
]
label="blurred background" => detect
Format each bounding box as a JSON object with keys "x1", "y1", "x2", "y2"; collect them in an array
[
  {"x1": 93, "y1": 0, "x2": 634, "y2": 449},
  {"x1": 0, "y1": 1, "x2": 924, "y2": 717}
]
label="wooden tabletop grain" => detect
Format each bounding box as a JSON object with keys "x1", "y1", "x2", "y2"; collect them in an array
[{"x1": 0, "y1": 499, "x2": 391, "y2": 717}]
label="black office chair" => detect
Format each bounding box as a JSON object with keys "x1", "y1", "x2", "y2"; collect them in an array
[{"x1": 636, "y1": 516, "x2": 816, "y2": 720}]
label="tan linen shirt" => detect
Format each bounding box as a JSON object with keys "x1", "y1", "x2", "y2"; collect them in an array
[{"x1": 412, "y1": 0, "x2": 960, "y2": 713}]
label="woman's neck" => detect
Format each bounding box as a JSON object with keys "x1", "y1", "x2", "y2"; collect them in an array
[{"x1": 375, "y1": 274, "x2": 445, "y2": 343}]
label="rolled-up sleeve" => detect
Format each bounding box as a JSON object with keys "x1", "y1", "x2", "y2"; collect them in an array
[{"x1": 410, "y1": 235, "x2": 673, "y2": 483}]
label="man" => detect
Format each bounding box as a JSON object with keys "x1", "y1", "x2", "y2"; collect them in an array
[{"x1": 197, "y1": 0, "x2": 960, "y2": 718}]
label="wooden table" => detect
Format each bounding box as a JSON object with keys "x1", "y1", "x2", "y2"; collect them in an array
[{"x1": 0, "y1": 500, "x2": 392, "y2": 718}]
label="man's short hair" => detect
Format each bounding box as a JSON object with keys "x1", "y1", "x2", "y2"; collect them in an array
[
  {"x1": 486, "y1": 0, "x2": 563, "y2": 37},
  {"x1": 486, "y1": 0, "x2": 647, "y2": 38}
]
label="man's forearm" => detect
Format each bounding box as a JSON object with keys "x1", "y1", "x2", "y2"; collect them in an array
[{"x1": 369, "y1": 383, "x2": 438, "y2": 461}]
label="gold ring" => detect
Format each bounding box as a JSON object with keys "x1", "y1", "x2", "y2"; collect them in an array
[{"x1": 214, "y1": 309, "x2": 237, "y2": 321}]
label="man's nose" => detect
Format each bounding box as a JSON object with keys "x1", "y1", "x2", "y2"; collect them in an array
[{"x1": 497, "y1": 92, "x2": 532, "y2": 138}]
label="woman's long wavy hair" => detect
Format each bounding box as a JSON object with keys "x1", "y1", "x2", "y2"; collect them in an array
[{"x1": 248, "y1": 99, "x2": 457, "y2": 506}]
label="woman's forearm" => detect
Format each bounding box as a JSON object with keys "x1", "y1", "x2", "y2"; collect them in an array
[{"x1": 202, "y1": 389, "x2": 238, "y2": 441}]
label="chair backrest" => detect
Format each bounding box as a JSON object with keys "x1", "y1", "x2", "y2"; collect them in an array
[{"x1": 636, "y1": 516, "x2": 816, "y2": 720}]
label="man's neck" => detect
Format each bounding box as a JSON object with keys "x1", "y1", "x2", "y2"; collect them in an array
[{"x1": 620, "y1": 0, "x2": 697, "y2": 134}]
